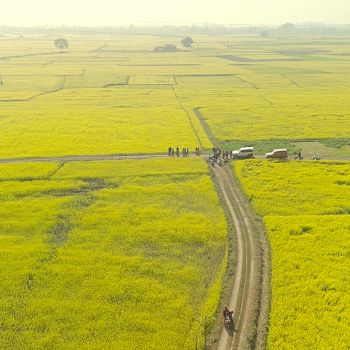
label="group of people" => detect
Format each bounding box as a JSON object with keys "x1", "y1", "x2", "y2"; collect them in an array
[
  {"x1": 294, "y1": 151, "x2": 303, "y2": 160},
  {"x1": 181, "y1": 147, "x2": 189, "y2": 157},
  {"x1": 212, "y1": 147, "x2": 234, "y2": 159},
  {"x1": 295, "y1": 152, "x2": 321, "y2": 160},
  {"x1": 167, "y1": 146, "x2": 200, "y2": 157},
  {"x1": 168, "y1": 146, "x2": 188, "y2": 157}
]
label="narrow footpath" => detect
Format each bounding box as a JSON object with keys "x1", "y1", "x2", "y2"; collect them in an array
[{"x1": 210, "y1": 160, "x2": 269, "y2": 350}]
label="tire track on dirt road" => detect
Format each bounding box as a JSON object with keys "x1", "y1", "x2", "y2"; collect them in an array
[{"x1": 210, "y1": 161, "x2": 269, "y2": 350}]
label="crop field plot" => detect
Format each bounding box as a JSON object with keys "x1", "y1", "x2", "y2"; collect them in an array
[
  {"x1": 172, "y1": 40, "x2": 350, "y2": 151},
  {"x1": 265, "y1": 216, "x2": 350, "y2": 350},
  {"x1": 294, "y1": 141, "x2": 350, "y2": 158},
  {"x1": 239, "y1": 64, "x2": 328, "y2": 75},
  {"x1": 0, "y1": 158, "x2": 227, "y2": 350},
  {"x1": 185, "y1": 86, "x2": 350, "y2": 143},
  {"x1": 234, "y1": 160, "x2": 350, "y2": 216},
  {"x1": 1, "y1": 35, "x2": 221, "y2": 158},
  {"x1": 0, "y1": 37, "x2": 53, "y2": 56},
  {"x1": 1, "y1": 76, "x2": 63, "y2": 92},
  {"x1": 175, "y1": 75, "x2": 251, "y2": 89},
  {"x1": 281, "y1": 73, "x2": 350, "y2": 88},
  {"x1": 128, "y1": 75, "x2": 176, "y2": 85},
  {"x1": 64, "y1": 73, "x2": 129, "y2": 89},
  {"x1": 234, "y1": 159, "x2": 350, "y2": 348},
  {"x1": 234, "y1": 73, "x2": 300, "y2": 89},
  {"x1": 5, "y1": 35, "x2": 350, "y2": 158},
  {"x1": 0, "y1": 86, "x2": 212, "y2": 157},
  {"x1": 0, "y1": 65, "x2": 84, "y2": 77}
]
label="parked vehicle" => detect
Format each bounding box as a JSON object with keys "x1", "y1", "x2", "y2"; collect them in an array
[
  {"x1": 265, "y1": 148, "x2": 288, "y2": 159},
  {"x1": 232, "y1": 146, "x2": 254, "y2": 159}
]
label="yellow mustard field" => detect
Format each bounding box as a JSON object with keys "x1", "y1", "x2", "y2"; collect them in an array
[
  {"x1": 234, "y1": 160, "x2": 350, "y2": 216},
  {"x1": 190, "y1": 87, "x2": 350, "y2": 142},
  {"x1": 0, "y1": 37, "x2": 217, "y2": 158},
  {"x1": 265, "y1": 216, "x2": 350, "y2": 350},
  {"x1": 0, "y1": 158, "x2": 227, "y2": 350},
  {"x1": 1, "y1": 32, "x2": 350, "y2": 349},
  {"x1": 234, "y1": 159, "x2": 350, "y2": 349},
  {"x1": 2, "y1": 34, "x2": 350, "y2": 159}
]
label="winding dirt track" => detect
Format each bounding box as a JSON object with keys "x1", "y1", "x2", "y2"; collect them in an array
[
  {"x1": 210, "y1": 160, "x2": 269, "y2": 350},
  {"x1": 213, "y1": 162, "x2": 256, "y2": 350}
]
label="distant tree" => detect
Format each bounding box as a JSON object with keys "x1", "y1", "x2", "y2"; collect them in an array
[
  {"x1": 181, "y1": 36, "x2": 194, "y2": 49},
  {"x1": 54, "y1": 38, "x2": 68, "y2": 51},
  {"x1": 261, "y1": 30, "x2": 269, "y2": 38},
  {"x1": 281, "y1": 22, "x2": 296, "y2": 34},
  {"x1": 282, "y1": 22, "x2": 296, "y2": 27}
]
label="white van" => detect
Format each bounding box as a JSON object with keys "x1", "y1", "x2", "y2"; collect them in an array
[{"x1": 232, "y1": 147, "x2": 254, "y2": 159}]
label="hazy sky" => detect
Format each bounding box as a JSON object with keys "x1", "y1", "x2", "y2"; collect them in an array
[{"x1": 1, "y1": 0, "x2": 350, "y2": 26}]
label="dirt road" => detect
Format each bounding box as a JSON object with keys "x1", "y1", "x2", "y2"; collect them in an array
[
  {"x1": 0, "y1": 154, "x2": 168, "y2": 164},
  {"x1": 1, "y1": 153, "x2": 348, "y2": 164},
  {"x1": 209, "y1": 160, "x2": 269, "y2": 350}
]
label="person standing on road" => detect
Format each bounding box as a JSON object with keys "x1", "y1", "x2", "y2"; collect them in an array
[{"x1": 168, "y1": 146, "x2": 172, "y2": 156}]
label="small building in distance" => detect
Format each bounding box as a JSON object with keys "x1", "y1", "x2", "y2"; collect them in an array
[
  {"x1": 164, "y1": 44, "x2": 177, "y2": 51},
  {"x1": 153, "y1": 44, "x2": 178, "y2": 52}
]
